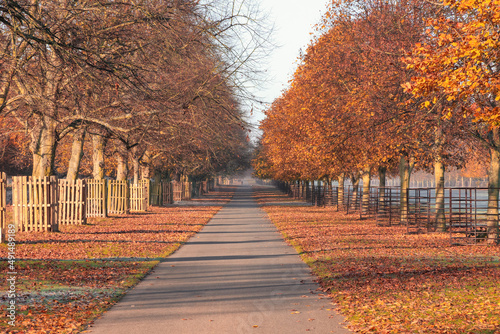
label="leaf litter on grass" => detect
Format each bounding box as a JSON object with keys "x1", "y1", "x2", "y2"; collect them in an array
[
  {"x1": 0, "y1": 188, "x2": 233, "y2": 333},
  {"x1": 256, "y1": 187, "x2": 500, "y2": 334}
]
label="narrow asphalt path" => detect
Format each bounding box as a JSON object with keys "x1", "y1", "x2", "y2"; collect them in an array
[{"x1": 87, "y1": 186, "x2": 350, "y2": 334}]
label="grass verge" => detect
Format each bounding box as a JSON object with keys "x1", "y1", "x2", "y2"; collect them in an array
[
  {"x1": 257, "y1": 187, "x2": 500, "y2": 334},
  {"x1": 0, "y1": 187, "x2": 233, "y2": 333}
]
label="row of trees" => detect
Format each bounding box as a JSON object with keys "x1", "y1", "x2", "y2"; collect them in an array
[
  {"x1": 0, "y1": 0, "x2": 269, "y2": 182},
  {"x1": 254, "y1": 0, "x2": 499, "y2": 241}
]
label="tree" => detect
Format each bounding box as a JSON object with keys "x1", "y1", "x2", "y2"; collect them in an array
[
  {"x1": 1, "y1": 0, "x2": 269, "y2": 180},
  {"x1": 405, "y1": 0, "x2": 500, "y2": 241}
]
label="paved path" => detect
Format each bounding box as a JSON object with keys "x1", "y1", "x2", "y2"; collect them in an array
[{"x1": 87, "y1": 186, "x2": 350, "y2": 334}]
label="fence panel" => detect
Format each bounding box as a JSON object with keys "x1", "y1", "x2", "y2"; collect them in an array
[
  {"x1": 161, "y1": 181, "x2": 173, "y2": 205},
  {"x1": 374, "y1": 187, "x2": 401, "y2": 226},
  {"x1": 87, "y1": 179, "x2": 107, "y2": 217},
  {"x1": 172, "y1": 181, "x2": 182, "y2": 202},
  {"x1": 130, "y1": 180, "x2": 149, "y2": 212},
  {"x1": 108, "y1": 180, "x2": 129, "y2": 214},
  {"x1": 12, "y1": 176, "x2": 58, "y2": 232},
  {"x1": 183, "y1": 181, "x2": 192, "y2": 200},
  {"x1": 407, "y1": 188, "x2": 433, "y2": 234},
  {"x1": 150, "y1": 180, "x2": 161, "y2": 206},
  {"x1": 0, "y1": 173, "x2": 6, "y2": 241},
  {"x1": 448, "y1": 187, "x2": 493, "y2": 243},
  {"x1": 173, "y1": 181, "x2": 192, "y2": 201},
  {"x1": 59, "y1": 179, "x2": 86, "y2": 225}
]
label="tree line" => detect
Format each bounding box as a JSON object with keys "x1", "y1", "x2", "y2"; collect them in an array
[
  {"x1": 254, "y1": 0, "x2": 499, "y2": 242},
  {"x1": 0, "y1": 0, "x2": 270, "y2": 182}
]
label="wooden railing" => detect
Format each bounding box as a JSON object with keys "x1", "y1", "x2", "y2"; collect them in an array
[
  {"x1": 161, "y1": 181, "x2": 173, "y2": 205},
  {"x1": 12, "y1": 176, "x2": 58, "y2": 232},
  {"x1": 150, "y1": 180, "x2": 161, "y2": 206},
  {"x1": 130, "y1": 180, "x2": 149, "y2": 212},
  {"x1": 150, "y1": 180, "x2": 173, "y2": 206},
  {"x1": 172, "y1": 181, "x2": 192, "y2": 201},
  {"x1": 1, "y1": 175, "x2": 211, "y2": 236},
  {"x1": 59, "y1": 179, "x2": 86, "y2": 225},
  {"x1": 108, "y1": 180, "x2": 129, "y2": 214},
  {"x1": 87, "y1": 179, "x2": 107, "y2": 217}
]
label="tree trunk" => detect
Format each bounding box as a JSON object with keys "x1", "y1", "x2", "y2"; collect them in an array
[
  {"x1": 66, "y1": 127, "x2": 86, "y2": 180},
  {"x1": 130, "y1": 146, "x2": 140, "y2": 184},
  {"x1": 132, "y1": 157, "x2": 140, "y2": 184},
  {"x1": 378, "y1": 166, "x2": 387, "y2": 206},
  {"x1": 351, "y1": 173, "x2": 360, "y2": 210},
  {"x1": 434, "y1": 154, "x2": 446, "y2": 231},
  {"x1": 338, "y1": 173, "x2": 345, "y2": 210},
  {"x1": 305, "y1": 180, "x2": 310, "y2": 201},
  {"x1": 31, "y1": 124, "x2": 43, "y2": 177},
  {"x1": 399, "y1": 155, "x2": 415, "y2": 224},
  {"x1": 311, "y1": 181, "x2": 315, "y2": 204},
  {"x1": 487, "y1": 129, "x2": 500, "y2": 243},
  {"x1": 31, "y1": 116, "x2": 58, "y2": 177},
  {"x1": 325, "y1": 178, "x2": 331, "y2": 205},
  {"x1": 434, "y1": 122, "x2": 446, "y2": 231},
  {"x1": 141, "y1": 165, "x2": 150, "y2": 180},
  {"x1": 361, "y1": 166, "x2": 371, "y2": 215},
  {"x1": 92, "y1": 134, "x2": 107, "y2": 180},
  {"x1": 140, "y1": 150, "x2": 152, "y2": 180},
  {"x1": 116, "y1": 151, "x2": 128, "y2": 181}
]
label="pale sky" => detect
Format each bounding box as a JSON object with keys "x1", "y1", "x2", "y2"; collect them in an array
[{"x1": 250, "y1": 0, "x2": 329, "y2": 131}]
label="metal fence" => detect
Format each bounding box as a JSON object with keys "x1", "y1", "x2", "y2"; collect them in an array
[{"x1": 274, "y1": 180, "x2": 499, "y2": 244}]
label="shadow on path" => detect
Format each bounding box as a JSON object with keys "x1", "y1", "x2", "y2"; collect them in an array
[{"x1": 87, "y1": 185, "x2": 351, "y2": 334}]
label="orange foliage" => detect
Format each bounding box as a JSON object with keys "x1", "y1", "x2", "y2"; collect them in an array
[
  {"x1": 256, "y1": 0, "x2": 455, "y2": 181},
  {"x1": 406, "y1": 0, "x2": 500, "y2": 125}
]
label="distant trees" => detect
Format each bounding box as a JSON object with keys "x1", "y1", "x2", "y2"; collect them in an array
[{"x1": 0, "y1": 0, "x2": 269, "y2": 180}]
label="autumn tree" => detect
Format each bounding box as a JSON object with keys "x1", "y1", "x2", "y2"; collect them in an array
[
  {"x1": 1, "y1": 0, "x2": 268, "y2": 181},
  {"x1": 256, "y1": 0, "x2": 476, "y2": 228},
  {"x1": 405, "y1": 0, "x2": 500, "y2": 241}
]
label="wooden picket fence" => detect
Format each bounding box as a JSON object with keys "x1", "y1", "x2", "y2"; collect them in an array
[
  {"x1": 108, "y1": 180, "x2": 129, "y2": 214},
  {"x1": 184, "y1": 182, "x2": 192, "y2": 200},
  {"x1": 87, "y1": 179, "x2": 107, "y2": 217},
  {"x1": 130, "y1": 180, "x2": 149, "y2": 212},
  {"x1": 172, "y1": 181, "x2": 191, "y2": 202},
  {"x1": 1, "y1": 174, "x2": 208, "y2": 236},
  {"x1": 150, "y1": 180, "x2": 162, "y2": 206},
  {"x1": 12, "y1": 176, "x2": 58, "y2": 232},
  {"x1": 161, "y1": 181, "x2": 173, "y2": 205},
  {"x1": 59, "y1": 179, "x2": 86, "y2": 225},
  {"x1": 0, "y1": 172, "x2": 6, "y2": 241},
  {"x1": 172, "y1": 181, "x2": 182, "y2": 202}
]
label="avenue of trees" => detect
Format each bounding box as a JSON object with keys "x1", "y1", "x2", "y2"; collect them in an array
[
  {"x1": 254, "y1": 0, "x2": 499, "y2": 242},
  {"x1": 0, "y1": 0, "x2": 270, "y2": 182}
]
